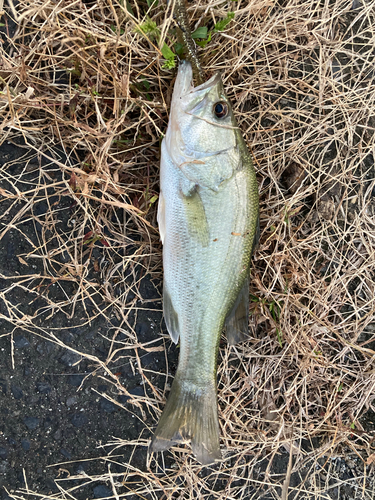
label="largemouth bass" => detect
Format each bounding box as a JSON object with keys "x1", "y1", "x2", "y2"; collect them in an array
[{"x1": 151, "y1": 61, "x2": 259, "y2": 464}]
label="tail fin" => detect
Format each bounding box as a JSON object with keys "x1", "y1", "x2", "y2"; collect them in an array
[{"x1": 150, "y1": 374, "x2": 221, "y2": 465}]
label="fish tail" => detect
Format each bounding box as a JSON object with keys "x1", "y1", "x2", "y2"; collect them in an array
[{"x1": 150, "y1": 373, "x2": 221, "y2": 465}]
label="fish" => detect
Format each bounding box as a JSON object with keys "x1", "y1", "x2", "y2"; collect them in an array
[{"x1": 151, "y1": 61, "x2": 259, "y2": 465}]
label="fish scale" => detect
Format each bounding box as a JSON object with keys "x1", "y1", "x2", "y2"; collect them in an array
[{"x1": 151, "y1": 61, "x2": 259, "y2": 464}]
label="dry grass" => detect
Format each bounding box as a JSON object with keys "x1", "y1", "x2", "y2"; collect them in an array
[{"x1": 1, "y1": 0, "x2": 375, "y2": 498}]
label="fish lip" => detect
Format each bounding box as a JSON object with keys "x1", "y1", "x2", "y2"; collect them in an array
[
  {"x1": 191, "y1": 72, "x2": 222, "y2": 93},
  {"x1": 175, "y1": 61, "x2": 222, "y2": 100}
]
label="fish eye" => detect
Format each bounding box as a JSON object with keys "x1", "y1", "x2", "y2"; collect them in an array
[{"x1": 213, "y1": 101, "x2": 228, "y2": 119}]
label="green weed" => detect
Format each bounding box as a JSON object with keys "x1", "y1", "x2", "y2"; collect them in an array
[
  {"x1": 250, "y1": 295, "x2": 284, "y2": 347},
  {"x1": 135, "y1": 17, "x2": 176, "y2": 69},
  {"x1": 195, "y1": 12, "x2": 235, "y2": 48}
]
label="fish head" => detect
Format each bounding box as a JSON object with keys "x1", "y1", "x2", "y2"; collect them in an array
[{"x1": 166, "y1": 61, "x2": 239, "y2": 168}]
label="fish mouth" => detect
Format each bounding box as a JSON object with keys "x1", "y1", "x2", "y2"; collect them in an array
[
  {"x1": 174, "y1": 61, "x2": 221, "y2": 100},
  {"x1": 192, "y1": 72, "x2": 221, "y2": 93}
]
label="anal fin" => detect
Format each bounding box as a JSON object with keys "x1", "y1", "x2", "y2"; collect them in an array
[
  {"x1": 225, "y1": 277, "x2": 249, "y2": 345},
  {"x1": 163, "y1": 283, "x2": 179, "y2": 344}
]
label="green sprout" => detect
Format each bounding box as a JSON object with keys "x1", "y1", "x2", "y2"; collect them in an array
[
  {"x1": 250, "y1": 295, "x2": 284, "y2": 347},
  {"x1": 135, "y1": 17, "x2": 176, "y2": 69},
  {"x1": 195, "y1": 12, "x2": 235, "y2": 48},
  {"x1": 160, "y1": 43, "x2": 176, "y2": 69},
  {"x1": 134, "y1": 17, "x2": 160, "y2": 40},
  {"x1": 214, "y1": 12, "x2": 235, "y2": 32},
  {"x1": 110, "y1": 25, "x2": 125, "y2": 35},
  {"x1": 276, "y1": 328, "x2": 283, "y2": 348}
]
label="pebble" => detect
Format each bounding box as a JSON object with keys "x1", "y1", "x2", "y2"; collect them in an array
[
  {"x1": 13, "y1": 336, "x2": 30, "y2": 349},
  {"x1": 24, "y1": 417, "x2": 40, "y2": 430},
  {"x1": 36, "y1": 342, "x2": 55, "y2": 356},
  {"x1": 60, "y1": 331, "x2": 75, "y2": 344},
  {"x1": 129, "y1": 386, "x2": 144, "y2": 397},
  {"x1": 70, "y1": 413, "x2": 88, "y2": 428},
  {"x1": 67, "y1": 374, "x2": 85, "y2": 387},
  {"x1": 93, "y1": 485, "x2": 112, "y2": 498},
  {"x1": 21, "y1": 439, "x2": 30, "y2": 451},
  {"x1": 36, "y1": 382, "x2": 51, "y2": 394},
  {"x1": 44, "y1": 478, "x2": 59, "y2": 493},
  {"x1": 66, "y1": 396, "x2": 77, "y2": 407},
  {"x1": 60, "y1": 448, "x2": 71, "y2": 459},
  {"x1": 135, "y1": 322, "x2": 148, "y2": 340},
  {"x1": 53, "y1": 429, "x2": 62, "y2": 441},
  {"x1": 11, "y1": 384, "x2": 23, "y2": 400},
  {"x1": 44, "y1": 416, "x2": 53, "y2": 429},
  {"x1": 99, "y1": 399, "x2": 117, "y2": 413},
  {"x1": 59, "y1": 351, "x2": 82, "y2": 367},
  {"x1": 351, "y1": 0, "x2": 362, "y2": 8},
  {"x1": 76, "y1": 463, "x2": 86, "y2": 474},
  {"x1": 118, "y1": 394, "x2": 130, "y2": 404},
  {"x1": 0, "y1": 447, "x2": 8, "y2": 460}
]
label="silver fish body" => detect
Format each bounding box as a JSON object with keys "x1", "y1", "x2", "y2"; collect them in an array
[{"x1": 151, "y1": 61, "x2": 259, "y2": 464}]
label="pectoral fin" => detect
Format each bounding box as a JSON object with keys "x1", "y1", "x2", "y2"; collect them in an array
[
  {"x1": 163, "y1": 284, "x2": 179, "y2": 344},
  {"x1": 182, "y1": 188, "x2": 209, "y2": 247},
  {"x1": 225, "y1": 277, "x2": 249, "y2": 345}
]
